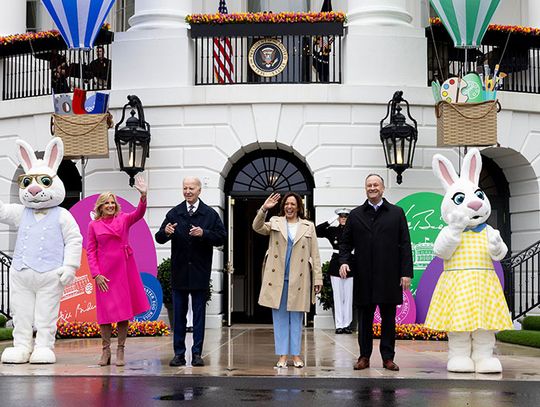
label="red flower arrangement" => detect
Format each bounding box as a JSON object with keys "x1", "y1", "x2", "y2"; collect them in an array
[
  {"x1": 56, "y1": 320, "x2": 170, "y2": 339},
  {"x1": 430, "y1": 17, "x2": 540, "y2": 37},
  {"x1": 373, "y1": 324, "x2": 448, "y2": 341},
  {"x1": 0, "y1": 24, "x2": 111, "y2": 48},
  {"x1": 186, "y1": 11, "x2": 346, "y2": 25}
]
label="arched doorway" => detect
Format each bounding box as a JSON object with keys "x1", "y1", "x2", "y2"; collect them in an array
[
  {"x1": 224, "y1": 149, "x2": 315, "y2": 325},
  {"x1": 480, "y1": 154, "x2": 511, "y2": 253}
]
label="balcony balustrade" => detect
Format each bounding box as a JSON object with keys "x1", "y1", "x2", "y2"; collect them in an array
[{"x1": 190, "y1": 21, "x2": 344, "y2": 85}]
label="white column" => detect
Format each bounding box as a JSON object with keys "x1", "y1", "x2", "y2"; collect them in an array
[
  {"x1": 344, "y1": 0, "x2": 427, "y2": 86},
  {"x1": 0, "y1": 0, "x2": 26, "y2": 36},
  {"x1": 528, "y1": 0, "x2": 540, "y2": 29},
  {"x1": 112, "y1": 0, "x2": 193, "y2": 89},
  {"x1": 348, "y1": 0, "x2": 412, "y2": 27},
  {"x1": 128, "y1": 0, "x2": 190, "y2": 31}
]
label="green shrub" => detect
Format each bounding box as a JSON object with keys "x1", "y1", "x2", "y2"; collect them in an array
[
  {"x1": 0, "y1": 327, "x2": 13, "y2": 341},
  {"x1": 521, "y1": 316, "x2": 540, "y2": 331},
  {"x1": 496, "y1": 329, "x2": 540, "y2": 348},
  {"x1": 157, "y1": 258, "x2": 173, "y2": 305},
  {"x1": 318, "y1": 261, "x2": 333, "y2": 311},
  {"x1": 0, "y1": 314, "x2": 7, "y2": 328}
]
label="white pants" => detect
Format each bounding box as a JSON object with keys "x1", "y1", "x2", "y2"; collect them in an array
[
  {"x1": 10, "y1": 269, "x2": 64, "y2": 352},
  {"x1": 186, "y1": 294, "x2": 193, "y2": 327},
  {"x1": 330, "y1": 276, "x2": 353, "y2": 329}
]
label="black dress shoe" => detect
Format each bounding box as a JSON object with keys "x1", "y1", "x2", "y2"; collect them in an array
[
  {"x1": 192, "y1": 354, "x2": 205, "y2": 367},
  {"x1": 335, "y1": 328, "x2": 344, "y2": 334},
  {"x1": 169, "y1": 355, "x2": 186, "y2": 367},
  {"x1": 186, "y1": 326, "x2": 193, "y2": 333},
  {"x1": 343, "y1": 327, "x2": 353, "y2": 334}
]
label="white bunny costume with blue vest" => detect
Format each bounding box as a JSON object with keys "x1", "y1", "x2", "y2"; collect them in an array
[
  {"x1": 0, "y1": 138, "x2": 82, "y2": 364},
  {"x1": 425, "y1": 148, "x2": 512, "y2": 373}
]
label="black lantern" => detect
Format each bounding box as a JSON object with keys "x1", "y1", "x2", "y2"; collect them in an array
[
  {"x1": 380, "y1": 91, "x2": 418, "y2": 185},
  {"x1": 114, "y1": 95, "x2": 151, "y2": 186}
]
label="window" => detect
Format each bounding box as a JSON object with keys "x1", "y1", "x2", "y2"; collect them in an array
[
  {"x1": 114, "y1": 0, "x2": 135, "y2": 32},
  {"x1": 26, "y1": 0, "x2": 39, "y2": 32}
]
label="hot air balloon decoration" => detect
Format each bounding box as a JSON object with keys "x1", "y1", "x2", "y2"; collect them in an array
[
  {"x1": 42, "y1": 0, "x2": 117, "y2": 198},
  {"x1": 430, "y1": 0, "x2": 502, "y2": 147}
]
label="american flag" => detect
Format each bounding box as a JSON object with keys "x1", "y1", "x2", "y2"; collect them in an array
[{"x1": 213, "y1": 0, "x2": 234, "y2": 83}]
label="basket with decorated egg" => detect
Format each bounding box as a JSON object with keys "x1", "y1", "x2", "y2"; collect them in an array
[{"x1": 434, "y1": 68, "x2": 503, "y2": 147}]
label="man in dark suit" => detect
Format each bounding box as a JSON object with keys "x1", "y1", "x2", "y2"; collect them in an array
[
  {"x1": 155, "y1": 176, "x2": 226, "y2": 367},
  {"x1": 339, "y1": 174, "x2": 413, "y2": 371}
]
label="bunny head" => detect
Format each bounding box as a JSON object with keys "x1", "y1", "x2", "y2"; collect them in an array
[
  {"x1": 15, "y1": 137, "x2": 66, "y2": 210},
  {"x1": 432, "y1": 148, "x2": 491, "y2": 229}
]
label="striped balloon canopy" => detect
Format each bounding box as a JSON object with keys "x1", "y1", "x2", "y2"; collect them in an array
[
  {"x1": 41, "y1": 0, "x2": 116, "y2": 49},
  {"x1": 430, "y1": 0, "x2": 501, "y2": 48}
]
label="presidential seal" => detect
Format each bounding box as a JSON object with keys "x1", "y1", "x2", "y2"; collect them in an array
[{"x1": 248, "y1": 38, "x2": 288, "y2": 77}]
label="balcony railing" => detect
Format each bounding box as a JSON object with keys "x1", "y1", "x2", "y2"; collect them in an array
[
  {"x1": 0, "y1": 250, "x2": 11, "y2": 319},
  {"x1": 190, "y1": 22, "x2": 344, "y2": 85},
  {"x1": 502, "y1": 239, "x2": 540, "y2": 320},
  {"x1": 427, "y1": 24, "x2": 540, "y2": 94},
  {"x1": 1, "y1": 29, "x2": 113, "y2": 101}
]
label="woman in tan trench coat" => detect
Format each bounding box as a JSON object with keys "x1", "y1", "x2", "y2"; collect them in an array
[{"x1": 253, "y1": 192, "x2": 322, "y2": 368}]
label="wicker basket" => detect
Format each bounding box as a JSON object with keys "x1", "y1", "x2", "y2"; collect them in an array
[
  {"x1": 436, "y1": 100, "x2": 500, "y2": 147},
  {"x1": 50, "y1": 113, "x2": 113, "y2": 159}
]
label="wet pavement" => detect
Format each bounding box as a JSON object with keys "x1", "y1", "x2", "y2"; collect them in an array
[{"x1": 1, "y1": 326, "x2": 540, "y2": 405}]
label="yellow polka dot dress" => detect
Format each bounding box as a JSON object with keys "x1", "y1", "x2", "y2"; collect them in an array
[{"x1": 424, "y1": 228, "x2": 513, "y2": 332}]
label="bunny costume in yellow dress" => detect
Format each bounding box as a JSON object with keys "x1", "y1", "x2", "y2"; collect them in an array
[{"x1": 425, "y1": 224, "x2": 512, "y2": 332}]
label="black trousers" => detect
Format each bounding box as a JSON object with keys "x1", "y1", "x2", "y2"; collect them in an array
[
  {"x1": 357, "y1": 303, "x2": 396, "y2": 361},
  {"x1": 172, "y1": 289, "x2": 207, "y2": 357}
]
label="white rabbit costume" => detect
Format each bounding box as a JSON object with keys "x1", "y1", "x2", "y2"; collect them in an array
[
  {"x1": 0, "y1": 138, "x2": 82, "y2": 364},
  {"x1": 424, "y1": 149, "x2": 512, "y2": 373}
]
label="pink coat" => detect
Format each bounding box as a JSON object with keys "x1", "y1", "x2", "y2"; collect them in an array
[{"x1": 87, "y1": 198, "x2": 150, "y2": 324}]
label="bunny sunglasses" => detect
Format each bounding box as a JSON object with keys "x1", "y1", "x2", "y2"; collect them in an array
[{"x1": 18, "y1": 174, "x2": 56, "y2": 189}]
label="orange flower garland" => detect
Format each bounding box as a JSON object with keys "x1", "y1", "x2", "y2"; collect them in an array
[
  {"x1": 186, "y1": 11, "x2": 346, "y2": 25},
  {"x1": 56, "y1": 320, "x2": 170, "y2": 338},
  {"x1": 0, "y1": 24, "x2": 111, "y2": 48},
  {"x1": 430, "y1": 17, "x2": 540, "y2": 37},
  {"x1": 373, "y1": 324, "x2": 447, "y2": 341}
]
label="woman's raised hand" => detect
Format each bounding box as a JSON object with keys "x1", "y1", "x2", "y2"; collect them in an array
[
  {"x1": 133, "y1": 174, "x2": 147, "y2": 198},
  {"x1": 262, "y1": 192, "x2": 281, "y2": 211}
]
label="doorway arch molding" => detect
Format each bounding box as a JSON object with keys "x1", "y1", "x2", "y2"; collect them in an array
[{"x1": 224, "y1": 146, "x2": 315, "y2": 197}]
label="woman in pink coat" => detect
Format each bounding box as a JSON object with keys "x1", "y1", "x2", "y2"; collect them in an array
[{"x1": 87, "y1": 174, "x2": 150, "y2": 366}]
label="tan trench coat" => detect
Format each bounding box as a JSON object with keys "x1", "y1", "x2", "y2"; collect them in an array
[{"x1": 253, "y1": 209, "x2": 322, "y2": 312}]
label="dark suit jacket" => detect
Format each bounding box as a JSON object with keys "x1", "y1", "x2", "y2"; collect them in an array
[
  {"x1": 339, "y1": 198, "x2": 413, "y2": 306},
  {"x1": 155, "y1": 200, "x2": 226, "y2": 290},
  {"x1": 316, "y1": 221, "x2": 353, "y2": 278}
]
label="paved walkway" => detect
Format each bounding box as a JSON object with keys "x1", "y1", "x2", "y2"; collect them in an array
[{"x1": 1, "y1": 326, "x2": 539, "y2": 381}]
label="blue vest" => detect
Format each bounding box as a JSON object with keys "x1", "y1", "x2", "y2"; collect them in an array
[{"x1": 12, "y1": 207, "x2": 64, "y2": 273}]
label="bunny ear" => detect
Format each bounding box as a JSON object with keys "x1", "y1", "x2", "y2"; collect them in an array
[
  {"x1": 43, "y1": 137, "x2": 64, "y2": 173},
  {"x1": 15, "y1": 139, "x2": 37, "y2": 173},
  {"x1": 461, "y1": 148, "x2": 482, "y2": 185},
  {"x1": 432, "y1": 154, "x2": 459, "y2": 190}
]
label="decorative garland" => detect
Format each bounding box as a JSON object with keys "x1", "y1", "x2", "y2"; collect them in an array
[
  {"x1": 375, "y1": 324, "x2": 447, "y2": 341},
  {"x1": 56, "y1": 320, "x2": 170, "y2": 339},
  {"x1": 186, "y1": 11, "x2": 346, "y2": 25},
  {"x1": 430, "y1": 17, "x2": 540, "y2": 37},
  {"x1": 0, "y1": 24, "x2": 111, "y2": 48}
]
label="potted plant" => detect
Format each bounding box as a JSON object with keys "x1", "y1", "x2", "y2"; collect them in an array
[
  {"x1": 157, "y1": 258, "x2": 174, "y2": 328},
  {"x1": 156, "y1": 257, "x2": 213, "y2": 330},
  {"x1": 318, "y1": 261, "x2": 334, "y2": 311}
]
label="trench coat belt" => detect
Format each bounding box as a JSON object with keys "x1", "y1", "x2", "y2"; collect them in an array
[{"x1": 124, "y1": 245, "x2": 133, "y2": 259}]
